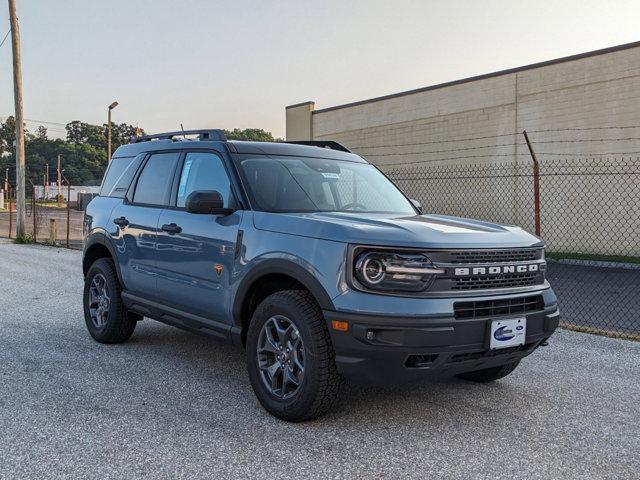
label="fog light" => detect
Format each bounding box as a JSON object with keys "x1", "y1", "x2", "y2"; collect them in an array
[{"x1": 366, "y1": 330, "x2": 375, "y2": 341}]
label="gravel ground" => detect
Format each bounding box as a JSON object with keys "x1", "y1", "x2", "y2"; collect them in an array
[{"x1": 0, "y1": 241, "x2": 638, "y2": 479}]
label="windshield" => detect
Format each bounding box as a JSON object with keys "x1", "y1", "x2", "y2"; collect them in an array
[{"x1": 238, "y1": 156, "x2": 416, "y2": 214}]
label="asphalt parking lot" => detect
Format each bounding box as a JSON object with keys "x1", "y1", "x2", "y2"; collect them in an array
[{"x1": 0, "y1": 241, "x2": 638, "y2": 479}]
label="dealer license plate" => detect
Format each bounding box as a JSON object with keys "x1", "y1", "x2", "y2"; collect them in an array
[{"x1": 489, "y1": 317, "x2": 526, "y2": 350}]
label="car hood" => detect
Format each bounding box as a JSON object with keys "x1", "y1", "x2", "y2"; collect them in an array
[{"x1": 253, "y1": 211, "x2": 542, "y2": 249}]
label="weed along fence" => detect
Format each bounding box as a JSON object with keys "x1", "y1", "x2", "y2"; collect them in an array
[{"x1": 386, "y1": 156, "x2": 640, "y2": 340}]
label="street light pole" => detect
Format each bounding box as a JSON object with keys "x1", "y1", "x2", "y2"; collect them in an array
[
  {"x1": 107, "y1": 101, "x2": 119, "y2": 162},
  {"x1": 8, "y1": 0, "x2": 26, "y2": 238}
]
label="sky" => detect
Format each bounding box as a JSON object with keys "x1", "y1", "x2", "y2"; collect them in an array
[{"x1": 1, "y1": 0, "x2": 640, "y2": 139}]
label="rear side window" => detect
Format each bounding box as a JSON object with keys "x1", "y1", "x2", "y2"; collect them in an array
[
  {"x1": 100, "y1": 155, "x2": 143, "y2": 198},
  {"x1": 133, "y1": 153, "x2": 180, "y2": 206}
]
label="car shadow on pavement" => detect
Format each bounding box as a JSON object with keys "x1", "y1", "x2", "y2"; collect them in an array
[{"x1": 122, "y1": 320, "x2": 523, "y2": 426}]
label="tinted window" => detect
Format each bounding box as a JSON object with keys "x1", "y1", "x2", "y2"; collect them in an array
[
  {"x1": 239, "y1": 156, "x2": 415, "y2": 214},
  {"x1": 176, "y1": 152, "x2": 232, "y2": 207},
  {"x1": 100, "y1": 155, "x2": 143, "y2": 198},
  {"x1": 133, "y1": 153, "x2": 179, "y2": 206}
]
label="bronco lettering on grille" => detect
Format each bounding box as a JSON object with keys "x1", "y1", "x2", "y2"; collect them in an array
[{"x1": 454, "y1": 264, "x2": 540, "y2": 276}]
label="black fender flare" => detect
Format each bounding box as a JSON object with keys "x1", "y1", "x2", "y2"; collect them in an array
[
  {"x1": 232, "y1": 258, "x2": 335, "y2": 327},
  {"x1": 83, "y1": 231, "x2": 125, "y2": 287}
]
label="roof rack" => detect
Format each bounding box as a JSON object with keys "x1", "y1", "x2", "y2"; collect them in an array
[
  {"x1": 131, "y1": 129, "x2": 227, "y2": 143},
  {"x1": 285, "y1": 140, "x2": 351, "y2": 153}
]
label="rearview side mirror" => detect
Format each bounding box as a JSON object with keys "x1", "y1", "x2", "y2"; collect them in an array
[
  {"x1": 185, "y1": 190, "x2": 234, "y2": 215},
  {"x1": 410, "y1": 199, "x2": 423, "y2": 214}
]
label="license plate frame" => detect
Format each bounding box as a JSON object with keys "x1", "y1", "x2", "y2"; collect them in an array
[{"x1": 489, "y1": 317, "x2": 526, "y2": 350}]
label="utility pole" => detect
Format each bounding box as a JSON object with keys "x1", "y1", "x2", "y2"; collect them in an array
[
  {"x1": 45, "y1": 163, "x2": 49, "y2": 199},
  {"x1": 57, "y1": 154, "x2": 62, "y2": 206},
  {"x1": 8, "y1": 0, "x2": 26, "y2": 237}
]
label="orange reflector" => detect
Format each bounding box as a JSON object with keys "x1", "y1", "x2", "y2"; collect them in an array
[{"x1": 331, "y1": 320, "x2": 349, "y2": 332}]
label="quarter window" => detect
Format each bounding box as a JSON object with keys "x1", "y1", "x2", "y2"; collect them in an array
[{"x1": 100, "y1": 155, "x2": 143, "y2": 198}]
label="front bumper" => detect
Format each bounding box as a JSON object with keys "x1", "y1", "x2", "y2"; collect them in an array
[{"x1": 323, "y1": 303, "x2": 559, "y2": 386}]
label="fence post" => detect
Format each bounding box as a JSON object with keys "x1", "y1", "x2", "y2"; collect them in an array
[
  {"x1": 32, "y1": 186, "x2": 36, "y2": 242},
  {"x1": 49, "y1": 218, "x2": 57, "y2": 244},
  {"x1": 522, "y1": 130, "x2": 541, "y2": 237},
  {"x1": 8, "y1": 186, "x2": 12, "y2": 239},
  {"x1": 66, "y1": 182, "x2": 70, "y2": 248}
]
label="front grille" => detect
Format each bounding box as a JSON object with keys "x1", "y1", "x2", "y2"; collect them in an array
[
  {"x1": 447, "y1": 248, "x2": 542, "y2": 264},
  {"x1": 454, "y1": 295, "x2": 544, "y2": 319},
  {"x1": 452, "y1": 272, "x2": 542, "y2": 290}
]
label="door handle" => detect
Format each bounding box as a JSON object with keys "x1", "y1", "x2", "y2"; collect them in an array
[
  {"x1": 161, "y1": 223, "x2": 182, "y2": 234},
  {"x1": 114, "y1": 216, "x2": 129, "y2": 227}
]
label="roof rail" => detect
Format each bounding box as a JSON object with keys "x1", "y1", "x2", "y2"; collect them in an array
[
  {"x1": 131, "y1": 129, "x2": 227, "y2": 143},
  {"x1": 285, "y1": 140, "x2": 351, "y2": 153}
]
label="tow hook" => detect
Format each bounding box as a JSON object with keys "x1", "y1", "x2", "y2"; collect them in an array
[{"x1": 540, "y1": 340, "x2": 549, "y2": 347}]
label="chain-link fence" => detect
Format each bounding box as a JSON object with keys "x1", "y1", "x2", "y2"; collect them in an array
[
  {"x1": 1, "y1": 182, "x2": 84, "y2": 249},
  {"x1": 386, "y1": 156, "x2": 640, "y2": 340},
  {"x1": 1, "y1": 140, "x2": 638, "y2": 340}
]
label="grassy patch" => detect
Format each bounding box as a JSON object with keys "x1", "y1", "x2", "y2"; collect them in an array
[
  {"x1": 547, "y1": 251, "x2": 640, "y2": 264},
  {"x1": 36, "y1": 202, "x2": 68, "y2": 209},
  {"x1": 15, "y1": 233, "x2": 34, "y2": 244}
]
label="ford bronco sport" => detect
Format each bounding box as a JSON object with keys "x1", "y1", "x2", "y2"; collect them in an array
[{"x1": 82, "y1": 129, "x2": 559, "y2": 421}]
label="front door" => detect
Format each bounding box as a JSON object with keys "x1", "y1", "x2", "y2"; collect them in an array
[{"x1": 155, "y1": 151, "x2": 242, "y2": 324}]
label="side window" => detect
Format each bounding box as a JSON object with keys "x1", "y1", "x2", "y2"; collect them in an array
[
  {"x1": 176, "y1": 152, "x2": 232, "y2": 207},
  {"x1": 100, "y1": 155, "x2": 143, "y2": 198},
  {"x1": 133, "y1": 152, "x2": 180, "y2": 206}
]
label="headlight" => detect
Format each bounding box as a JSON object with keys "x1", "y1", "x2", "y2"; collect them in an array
[{"x1": 353, "y1": 250, "x2": 444, "y2": 293}]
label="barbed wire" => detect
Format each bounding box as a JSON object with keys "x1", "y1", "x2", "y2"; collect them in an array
[
  {"x1": 370, "y1": 151, "x2": 640, "y2": 166},
  {"x1": 345, "y1": 125, "x2": 640, "y2": 149}
]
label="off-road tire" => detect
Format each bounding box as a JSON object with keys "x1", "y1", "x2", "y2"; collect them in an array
[
  {"x1": 83, "y1": 257, "x2": 136, "y2": 344},
  {"x1": 456, "y1": 360, "x2": 520, "y2": 383},
  {"x1": 246, "y1": 290, "x2": 343, "y2": 422}
]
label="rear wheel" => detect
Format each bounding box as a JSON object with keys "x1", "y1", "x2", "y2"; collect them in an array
[
  {"x1": 83, "y1": 258, "x2": 136, "y2": 344},
  {"x1": 246, "y1": 290, "x2": 342, "y2": 422},
  {"x1": 456, "y1": 360, "x2": 520, "y2": 383}
]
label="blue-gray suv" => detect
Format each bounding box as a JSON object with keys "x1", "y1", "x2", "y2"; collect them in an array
[{"x1": 82, "y1": 129, "x2": 559, "y2": 421}]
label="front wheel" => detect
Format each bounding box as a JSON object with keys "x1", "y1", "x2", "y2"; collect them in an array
[
  {"x1": 456, "y1": 360, "x2": 520, "y2": 383},
  {"x1": 83, "y1": 258, "x2": 136, "y2": 344},
  {"x1": 246, "y1": 290, "x2": 342, "y2": 422}
]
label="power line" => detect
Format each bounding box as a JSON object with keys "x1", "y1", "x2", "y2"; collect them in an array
[
  {"x1": 23, "y1": 118, "x2": 67, "y2": 127},
  {"x1": 0, "y1": 28, "x2": 10, "y2": 49}
]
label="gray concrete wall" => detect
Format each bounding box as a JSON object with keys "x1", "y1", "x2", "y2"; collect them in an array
[{"x1": 285, "y1": 42, "x2": 640, "y2": 256}]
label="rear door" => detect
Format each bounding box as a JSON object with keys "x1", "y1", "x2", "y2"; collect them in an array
[
  {"x1": 155, "y1": 151, "x2": 242, "y2": 324},
  {"x1": 110, "y1": 152, "x2": 180, "y2": 298}
]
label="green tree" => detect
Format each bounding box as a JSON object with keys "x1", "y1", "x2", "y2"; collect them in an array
[
  {"x1": 0, "y1": 116, "x2": 17, "y2": 155},
  {"x1": 223, "y1": 128, "x2": 280, "y2": 142},
  {"x1": 65, "y1": 121, "x2": 106, "y2": 149},
  {"x1": 0, "y1": 118, "x2": 279, "y2": 187}
]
